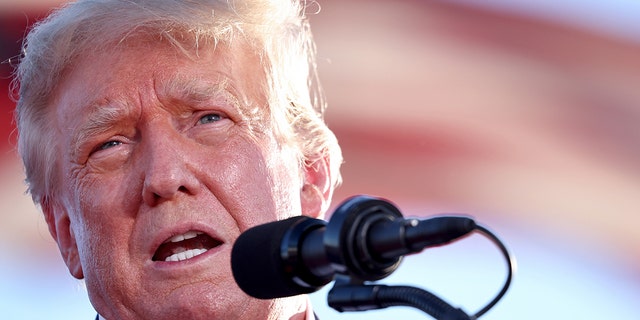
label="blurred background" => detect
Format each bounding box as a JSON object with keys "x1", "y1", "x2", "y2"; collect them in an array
[{"x1": 1, "y1": 0, "x2": 639, "y2": 319}]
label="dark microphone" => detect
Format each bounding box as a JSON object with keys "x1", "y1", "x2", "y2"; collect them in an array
[{"x1": 231, "y1": 195, "x2": 476, "y2": 300}]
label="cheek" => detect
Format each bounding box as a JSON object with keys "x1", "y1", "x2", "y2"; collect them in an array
[
  {"x1": 71, "y1": 170, "x2": 140, "y2": 254},
  {"x1": 71, "y1": 182, "x2": 138, "y2": 293},
  {"x1": 215, "y1": 136, "x2": 302, "y2": 230},
  {"x1": 254, "y1": 138, "x2": 304, "y2": 221},
  {"x1": 76, "y1": 174, "x2": 138, "y2": 218},
  {"x1": 73, "y1": 154, "x2": 142, "y2": 213},
  {"x1": 269, "y1": 153, "x2": 304, "y2": 220}
]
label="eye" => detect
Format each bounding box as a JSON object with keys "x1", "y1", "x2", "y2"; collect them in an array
[
  {"x1": 100, "y1": 140, "x2": 122, "y2": 150},
  {"x1": 86, "y1": 139, "x2": 124, "y2": 159},
  {"x1": 198, "y1": 113, "x2": 224, "y2": 125},
  {"x1": 92, "y1": 140, "x2": 122, "y2": 154}
]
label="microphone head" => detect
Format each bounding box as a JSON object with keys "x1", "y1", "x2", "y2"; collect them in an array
[{"x1": 231, "y1": 216, "x2": 323, "y2": 299}]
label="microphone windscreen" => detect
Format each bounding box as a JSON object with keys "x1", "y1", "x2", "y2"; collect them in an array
[{"x1": 231, "y1": 215, "x2": 315, "y2": 299}]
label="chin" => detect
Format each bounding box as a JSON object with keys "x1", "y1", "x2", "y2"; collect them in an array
[{"x1": 132, "y1": 283, "x2": 270, "y2": 320}]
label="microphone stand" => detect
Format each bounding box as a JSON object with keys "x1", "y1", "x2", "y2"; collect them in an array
[{"x1": 328, "y1": 277, "x2": 472, "y2": 320}]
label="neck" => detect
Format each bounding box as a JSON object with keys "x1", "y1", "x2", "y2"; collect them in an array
[{"x1": 96, "y1": 296, "x2": 316, "y2": 320}]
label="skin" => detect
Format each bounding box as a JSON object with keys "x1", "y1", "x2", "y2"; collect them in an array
[{"x1": 42, "y1": 40, "x2": 331, "y2": 320}]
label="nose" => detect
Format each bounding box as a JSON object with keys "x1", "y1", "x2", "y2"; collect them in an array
[{"x1": 141, "y1": 129, "x2": 200, "y2": 206}]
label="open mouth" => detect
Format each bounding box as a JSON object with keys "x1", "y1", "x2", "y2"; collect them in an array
[{"x1": 152, "y1": 230, "x2": 223, "y2": 262}]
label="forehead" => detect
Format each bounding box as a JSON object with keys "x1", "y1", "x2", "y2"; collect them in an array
[{"x1": 53, "y1": 40, "x2": 267, "y2": 123}]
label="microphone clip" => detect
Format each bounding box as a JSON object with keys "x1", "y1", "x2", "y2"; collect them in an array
[{"x1": 323, "y1": 195, "x2": 405, "y2": 282}]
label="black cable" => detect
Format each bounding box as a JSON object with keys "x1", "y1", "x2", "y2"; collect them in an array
[
  {"x1": 376, "y1": 223, "x2": 516, "y2": 319},
  {"x1": 471, "y1": 224, "x2": 516, "y2": 318}
]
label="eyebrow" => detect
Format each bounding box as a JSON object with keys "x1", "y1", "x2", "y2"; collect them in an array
[
  {"x1": 158, "y1": 74, "x2": 261, "y2": 123},
  {"x1": 70, "y1": 101, "x2": 134, "y2": 159},
  {"x1": 160, "y1": 74, "x2": 243, "y2": 110}
]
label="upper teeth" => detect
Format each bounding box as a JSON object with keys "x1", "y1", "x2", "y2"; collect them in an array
[{"x1": 168, "y1": 231, "x2": 202, "y2": 243}]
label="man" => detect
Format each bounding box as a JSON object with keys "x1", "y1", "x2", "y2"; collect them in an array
[{"x1": 12, "y1": 0, "x2": 342, "y2": 319}]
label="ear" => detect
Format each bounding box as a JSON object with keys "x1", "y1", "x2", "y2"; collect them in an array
[
  {"x1": 42, "y1": 198, "x2": 84, "y2": 279},
  {"x1": 300, "y1": 157, "x2": 332, "y2": 219}
]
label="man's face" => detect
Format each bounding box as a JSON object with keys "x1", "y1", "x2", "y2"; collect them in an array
[{"x1": 46, "y1": 42, "x2": 324, "y2": 319}]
